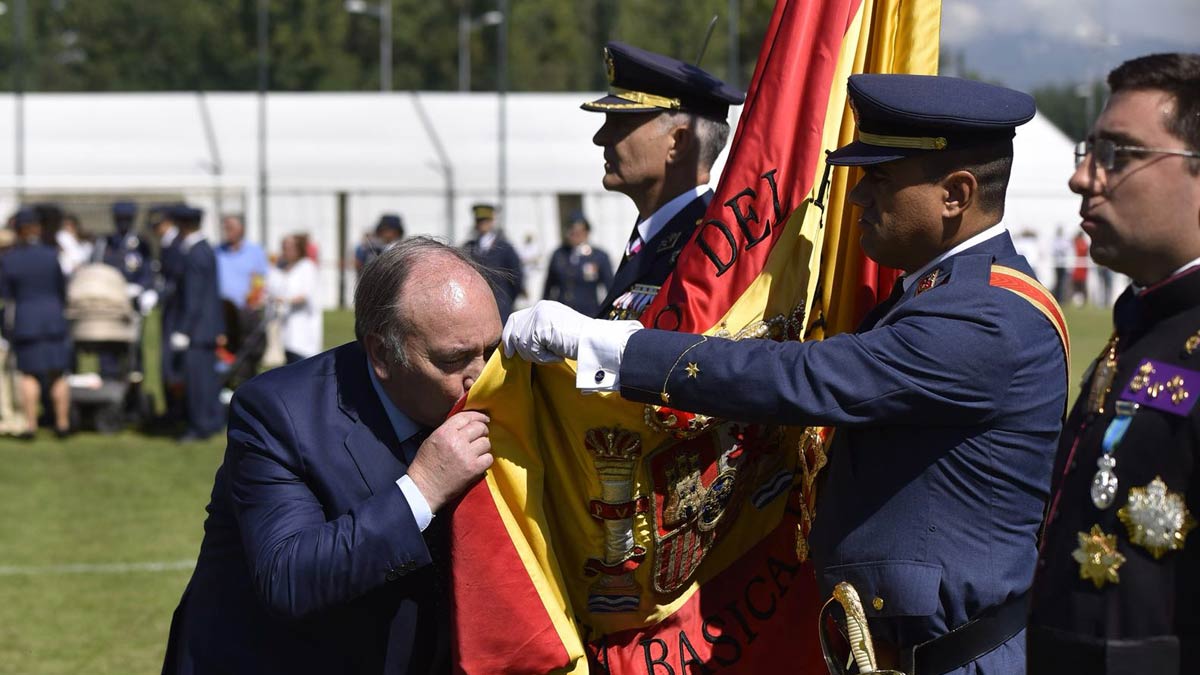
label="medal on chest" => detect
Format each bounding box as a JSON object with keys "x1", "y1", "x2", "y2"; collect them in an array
[{"x1": 1086, "y1": 334, "x2": 1119, "y2": 415}]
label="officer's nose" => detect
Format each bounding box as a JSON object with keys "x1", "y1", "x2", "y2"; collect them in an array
[
  {"x1": 848, "y1": 177, "x2": 872, "y2": 208},
  {"x1": 1068, "y1": 154, "x2": 1103, "y2": 197}
]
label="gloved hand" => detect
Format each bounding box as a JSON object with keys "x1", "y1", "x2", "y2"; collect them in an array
[
  {"x1": 502, "y1": 301, "x2": 590, "y2": 363},
  {"x1": 170, "y1": 332, "x2": 190, "y2": 351},
  {"x1": 137, "y1": 289, "x2": 158, "y2": 316}
]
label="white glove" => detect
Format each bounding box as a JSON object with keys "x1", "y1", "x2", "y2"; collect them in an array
[
  {"x1": 502, "y1": 301, "x2": 589, "y2": 363},
  {"x1": 126, "y1": 283, "x2": 144, "y2": 299},
  {"x1": 170, "y1": 332, "x2": 190, "y2": 351},
  {"x1": 137, "y1": 289, "x2": 158, "y2": 316}
]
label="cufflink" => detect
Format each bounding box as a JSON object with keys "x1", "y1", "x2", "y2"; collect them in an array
[{"x1": 595, "y1": 369, "x2": 606, "y2": 384}]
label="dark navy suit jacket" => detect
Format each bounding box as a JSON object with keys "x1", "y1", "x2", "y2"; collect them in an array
[
  {"x1": 463, "y1": 234, "x2": 524, "y2": 322},
  {"x1": 158, "y1": 236, "x2": 185, "y2": 343},
  {"x1": 618, "y1": 233, "x2": 1065, "y2": 673},
  {"x1": 0, "y1": 243, "x2": 68, "y2": 341},
  {"x1": 163, "y1": 342, "x2": 449, "y2": 675},
  {"x1": 177, "y1": 238, "x2": 224, "y2": 347},
  {"x1": 597, "y1": 191, "x2": 709, "y2": 321}
]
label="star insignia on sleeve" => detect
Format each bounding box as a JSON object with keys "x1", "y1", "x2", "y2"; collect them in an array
[
  {"x1": 1072, "y1": 524, "x2": 1125, "y2": 589},
  {"x1": 685, "y1": 362, "x2": 700, "y2": 379}
]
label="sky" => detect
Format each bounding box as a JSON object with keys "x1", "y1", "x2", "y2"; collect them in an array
[{"x1": 938, "y1": 0, "x2": 1200, "y2": 89}]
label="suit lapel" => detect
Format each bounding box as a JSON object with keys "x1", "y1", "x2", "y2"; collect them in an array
[
  {"x1": 599, "y1": 193, "x2": 710, "y2": 315},
  {"x1": 334, "y1": 343, "x2": 408, "y2": 497}
]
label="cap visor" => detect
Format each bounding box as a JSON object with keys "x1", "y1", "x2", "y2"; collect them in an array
[
  {"x1": 825, "y1": 141, "x2": 920, "y2": 166},
  {"x1": 580, "y1": 94, "x2": 661, "y2": 114}
]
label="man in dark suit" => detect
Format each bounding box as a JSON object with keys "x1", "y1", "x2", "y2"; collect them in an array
[
  {"x1": 583, "y1": 41, "x2": 744, "y2": 321},
  {"x1": 1028, "y1": 53, "x2": 1200, "y2": 674},
  {"x1": 505, "y1": 76, "x2": 1069, "y2": 673},
  {"x1": 163, "y1": 237, "x2": 500, "y2": 674},
  {"x1": 462, "y1": 203, "x2": 524, "y2": 322},
  {"x1": 169, "y1": 206, "x2": 225, "y2": 442}
]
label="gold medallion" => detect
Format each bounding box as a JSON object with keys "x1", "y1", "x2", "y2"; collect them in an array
[
  {"x1": 1117, "y1": 476, "x2": 1196, "y2": 559},
  {"x1": 1086, "y1": 334, "x2": 1119, "y2": 415},
  {"x1": 1072, "y1": 525, "x2": 1126, "y2": 588}
]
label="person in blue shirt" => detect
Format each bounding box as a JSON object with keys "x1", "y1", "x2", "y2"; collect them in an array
[
  {"x1": 0, "y1": 208, "x2": 71, "y2": 439},
  {"x1": 216, "y1": 214, "x2": 269, "y2": 387}
]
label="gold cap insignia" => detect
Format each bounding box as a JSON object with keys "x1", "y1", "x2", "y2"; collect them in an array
[
  {"x1": 1072, "y1": 524, "x2": 1125, "y2": 588},
  {"x1": 1118, "y1": 476, "x2": 1196, "y2": 559},
  {"x1": 604, "y1": 48, "x2": 615, "y2": 84}
]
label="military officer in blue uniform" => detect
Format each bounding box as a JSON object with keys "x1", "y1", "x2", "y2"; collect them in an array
[
  {"x1": 542, "y1": 211, "x2": 613, "y2": 316},
  {"x1": 462, "y1": 203, "x2": 524, "y2": 322},
  {"x1": 149, "y1": 205, "x2": 186, "y2": 424},
  {"x1": 96, "y1": 200, "x2": 155, "y2": 377},
  {"x1": 1028, "y1": 53, "x2": 1200, "y2": 675},
  {"x1": 583, "y1": 41, "x2": 743, "y2": 321},
  {"x1": 504, "y1": 75, "x2": 1069, "y2": 674},
  {"x1": 170, "y1": 206, "x2": 225, "y2": 442}
]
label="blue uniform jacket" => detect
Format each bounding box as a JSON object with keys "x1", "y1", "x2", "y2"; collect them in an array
[
  {"x1": 176, "y1": 239, "x2": 225, "y2": 347},
  {"x1": 162, "y1": 342, "x2": 449, "y2": 674},
  {"x1": 598, "y1": 192, "x2": 709, "y2": 321},
  {"x1": 158, "y1": 236, "x2": 185, "y2": 340},
  {"x1": 464, "y1": 234, "x2": 524, "y2": 322},
  {"x1": 618, "y1": 233, "x2": 1065, "y2": 672},
  {"x1": 100, "y1": 231, "x2": 154, "y2": 289},
  {"x1": 542, "y1": 243, "x2": 614, "y2": 317},
  {"x1": 0, "y1": 243, "x2": 68, "y2": 341}
]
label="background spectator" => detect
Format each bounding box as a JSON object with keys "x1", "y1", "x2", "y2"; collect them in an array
[
  {"x1": 215, "y1": 214, "x2": 269, "y2": 388},
  {"x1": 268, "y1": 233, "x2": 323, "y2": 364},
  {"x1": 0, "y1": 208, "x2": 72, "y2": 439},
  {"x1": 56, "y1": 212, "x2": 93, "y2": 277},
  {"x1": 542, "y1": 212, "x2": 613, "y2": 316}
]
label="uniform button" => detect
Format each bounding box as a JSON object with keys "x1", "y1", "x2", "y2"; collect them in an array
[
  {"x1": 594, "y1": 370, "x2": 606, "y2": 384},
  {"x1": 386, "y1": 569, "x2": 401, "y2": 582},
  {"x1": 872, "y1": 597, "x2": 884, "y2": 611}
]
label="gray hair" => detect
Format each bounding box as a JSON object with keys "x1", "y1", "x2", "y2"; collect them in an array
[
  {"x1": 354, "y1": 236, "x2": 484, "y2": 368},
  {"x1": 658, "y1": 111, "x2": 732, "y2": 170}
]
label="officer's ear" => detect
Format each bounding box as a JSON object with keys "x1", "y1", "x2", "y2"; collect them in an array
[
  {"x1": 940, "y1": 170, "x2": 978, "y2": 219},
  {"x1": 665, "y1": 121, "x2": 697, "y2": 166}
]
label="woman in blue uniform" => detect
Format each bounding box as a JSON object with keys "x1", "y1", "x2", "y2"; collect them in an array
[{"x1": 0, "y1": 208, "x2": 71, "y2": 439}]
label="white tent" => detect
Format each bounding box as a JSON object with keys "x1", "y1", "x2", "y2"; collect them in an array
[{"x1": 0, "y1": 92, "x2": 1082, "y2": 307}]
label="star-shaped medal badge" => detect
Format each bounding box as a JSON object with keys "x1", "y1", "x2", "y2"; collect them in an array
[
  {"x1": 1118, "y1": 476, "x2": 1197, "y2": 559},
  {"x1": 1072, "y1": 524, "x2": 1126, "y2": 589},
  {"x1": 685, "y1": 362, "x2": 700, "y2": 379}
]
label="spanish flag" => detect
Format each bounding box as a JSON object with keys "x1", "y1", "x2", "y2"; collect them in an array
[{"x1": 451, "y1": 1, "x2": 940, "y2": 672}]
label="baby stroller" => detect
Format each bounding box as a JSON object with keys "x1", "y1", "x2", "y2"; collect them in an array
[{"x1": 65, "y1": 263, "x2": 153, "y2": 432}]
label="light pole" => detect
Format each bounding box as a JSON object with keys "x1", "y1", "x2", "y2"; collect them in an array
[
  {"x1": 345, "y1": 0, "x2": 393, "y2": 91},
  {"x1": 457, "y1": 8, "x2": 503, "y2": 92},
  {"x1": 497, "y1": 0, "x2": 508, "y2": 220}
]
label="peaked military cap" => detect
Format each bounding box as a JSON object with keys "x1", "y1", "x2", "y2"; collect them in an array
[
  {"x1": 171, "y1": 205, "x2": 204, "y2": 226},
  {"x1": 472, "y1": 203, "x2": 496, "y2": 221},
  {"x1": 827, "y1": 74, "x2": 1036, "y2": 166},
  {"x1": 13, "y1": 206, "x2": 37, "y2": 226},
  {"x1": 375, "y1": 213, "x2": 404, "y2": 234},
  {"x1": 111, "y1": 200, "x2": 138, "y2": 218},
  {"x1": 582, "y1": 41, "x2": 745, "y2": 121}
]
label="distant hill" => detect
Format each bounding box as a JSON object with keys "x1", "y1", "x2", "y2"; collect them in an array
[{"x1": 946, "y1": 29, "x2": 1200, "y2": 90}]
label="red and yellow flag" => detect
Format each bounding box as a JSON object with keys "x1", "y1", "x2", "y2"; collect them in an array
[{"x1": 450, "y1": 1, "x2": 940, "y2": 672}]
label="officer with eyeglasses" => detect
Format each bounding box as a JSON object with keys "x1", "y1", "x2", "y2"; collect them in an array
[{"x1": 1029, "y1": 52, "x2": 1200, "y2": 674}]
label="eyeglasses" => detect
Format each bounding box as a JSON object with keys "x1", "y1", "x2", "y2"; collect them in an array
[{"x1": 1074, "y1": 138, "x2": 1200, "y2": 171}]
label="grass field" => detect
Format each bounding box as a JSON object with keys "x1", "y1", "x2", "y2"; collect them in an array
[{"x1": 0, "y1": 306, "x2": 1111, "y2": 673}]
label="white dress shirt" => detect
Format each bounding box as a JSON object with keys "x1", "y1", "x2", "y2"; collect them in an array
[
  {"x1": 629, "y1": 185, "x2": 711, "y2": 253},
  {"x1": 367, "y1": 363, "x2": 435, "y2": 531}
]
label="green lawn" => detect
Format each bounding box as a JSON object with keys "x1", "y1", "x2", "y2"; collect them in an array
[{"x1": 0, "y1": 306, "x2": 1111, "y2": 673}]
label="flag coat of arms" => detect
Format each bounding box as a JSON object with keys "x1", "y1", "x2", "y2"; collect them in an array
[{"x1": 450, "y1": 0, "x2": 940, "y2": 671}]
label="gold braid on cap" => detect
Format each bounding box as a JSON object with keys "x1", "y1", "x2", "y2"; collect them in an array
[
  {"x1": 608, "y1": 86, "x2": 682, "y2": 110},
  {"x1": 858, "y1": 130, "x2": 948, "y2": 150}
]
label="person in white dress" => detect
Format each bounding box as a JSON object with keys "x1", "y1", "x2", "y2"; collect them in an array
[{"x1": 268, "y1": 234, "x2": 323, "y2": 364}]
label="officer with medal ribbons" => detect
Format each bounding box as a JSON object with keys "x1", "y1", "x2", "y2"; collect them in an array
[
  {"x1": 505, "y1": 75, "x2": 1069, "y2": 674},
  {"x1": 583, "y1": 41, "x2": 743, "y2": 321},
  {"x1": 96, "y1": 200, "x2": 156, "y2": 377},
  {"x1": 1028, "y1": 53, "x2": 1200, "y2": 674}
]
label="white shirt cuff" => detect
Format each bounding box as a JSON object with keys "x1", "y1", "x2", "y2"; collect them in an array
[
  {"x1": 396, "y1": 474, "x2": 434, "y2": 531},
  {"x1": 576, "y1": 320, "x2": 642, "y2": 391}
]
